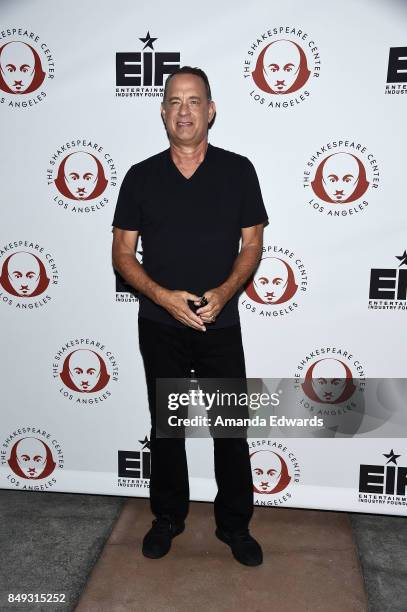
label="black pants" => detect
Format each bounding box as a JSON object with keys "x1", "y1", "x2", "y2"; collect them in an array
[{"x1": 138, "y1": 316, "x2": 254, "y2": 533}]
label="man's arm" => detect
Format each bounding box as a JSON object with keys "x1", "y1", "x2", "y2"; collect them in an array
[
  {"x1": 196, "y1": 223, "x2": 264, "y2": 322},
  {"x1": 112, "y1": 228, "x2": 206, "y2": 330}
]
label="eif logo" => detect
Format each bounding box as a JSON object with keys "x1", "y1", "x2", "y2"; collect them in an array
[
  {"x1": 115, "y1": 32, "x2": 180, "y2": 98},
  {"x1": 359, "y1": 450, "x2": 407, "y2": 503},
  {"x1": 385, "y1": 46, "x2": 407, "y2": 94},
  {"x1": 368, "y1": 251, "x2": 407, "y2": 310},
  {"x1": 117, "y1": 436, "x2": 151, "y2": 488}
]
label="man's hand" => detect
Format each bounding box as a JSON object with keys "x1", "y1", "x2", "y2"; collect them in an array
[
  {"x1": 195, "y1": 286, "x2": 230, "y2": 323},
  {"x1": 158, "y1": 289, "x2": 207, "y2": 331}
]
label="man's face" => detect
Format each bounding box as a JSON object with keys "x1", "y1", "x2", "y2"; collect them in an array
[
  {"x1": 311, "y1": 359, "x2": 348, "y2": 403},
  {"x1": 68, "y1": 349, "x2": 101, "y2": 392},
  {"x1": 8, "y1": 252, "x2": 41, "y2": 296},
  {"x1": 0, "y1": 42, "x2": 36, "y2": 93},
  {"x1": 322, "y1": 153, "x2": 360, "y2": 202},
  {"x1": 64, "y1": 152, "x2": 99, "y2": 199},
  {"x1": 251, "y1": 451, "x2": 282, "y2": 493},
  {"x1": 16, "y1": 438, "x2": 47, "y2": 478},
  {"x1": 263, "y1": 40, "x2": 301, "y2": 93},
  {"x1": 161, "y1": 73, "x2": 216, "y2": 146},
  {"x1": 253, "y1": 257, "x2": 289, "y2": 303}
]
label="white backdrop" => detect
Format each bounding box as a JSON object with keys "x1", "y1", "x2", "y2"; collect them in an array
[{"x1": 1, "y1": 0, "x2": 407, "y2": 515}]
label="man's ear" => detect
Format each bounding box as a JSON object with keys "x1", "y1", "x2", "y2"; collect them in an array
[
  {"x1": 160, "y1": 102, "x2": 166, "y2": 123},
  {"x1": 208, "y1": 100, "x2": 216, "y2": 123}
]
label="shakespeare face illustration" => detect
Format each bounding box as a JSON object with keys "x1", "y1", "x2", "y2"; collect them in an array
[
  {"x1": 0, "y1": 41, "x2": 45, "y2": 93},
  {"x1": 245, "y1": 257, "x2": 297, "y2": 305},
  {"x1": 54, "y1": 152, "x2": 108, "y2": 200},
  {"x1": 311, "y1": 359, "x2": 347, "y2": 403},
  {"x1": 252, "y1": 39, "x2": 310, "y2": 94},
  {"x1": 60, "y1": 349, "x2": 110, "y2": 393},
  {"x1": 250, "y1": 450, "x2": 291, "y2": 494},
  {"x1": 302, "y1": 358, "x2": 356, "y2": 404},
  {"x1": 0, "y1": 251, "x2": 50, "y2": 297},
  {"x1": 311, "y1": 153, "x2": 369, "y2": 204},
  {"x1": 8, "y1": 251, "x2": 40, "y2": 295},
  {"x1": 16, "y1": 437, "x2": 46, "y2": 478},
  {"x1": 69, "y1": 349, "x2": 100, "y2": 391}
]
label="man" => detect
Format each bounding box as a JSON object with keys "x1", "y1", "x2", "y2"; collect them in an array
[{"x1": 111, "y1": 66, "x2": 268, "y2": 566}]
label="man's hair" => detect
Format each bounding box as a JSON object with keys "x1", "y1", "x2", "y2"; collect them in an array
[{"x1": 163, "y1": 66, "x2": 212, "y2": 101}]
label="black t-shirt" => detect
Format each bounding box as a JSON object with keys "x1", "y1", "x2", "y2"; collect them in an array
[{"x1": 112, "y1": 142, "x2": 268, "y2": 328}]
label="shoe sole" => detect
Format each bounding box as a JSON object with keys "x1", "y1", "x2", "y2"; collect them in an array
[{"x1": 142, "y1": 525, "x2": 185, "y2": 559}]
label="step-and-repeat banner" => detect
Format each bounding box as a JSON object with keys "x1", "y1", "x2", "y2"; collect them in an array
[{"x1": 1, "y1": 0, "x2": 407, "y2": 515}]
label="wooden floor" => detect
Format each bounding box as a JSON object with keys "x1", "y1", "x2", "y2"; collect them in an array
[{"x1": 75, "y1": 498, "x2": 368, "y2": 612}]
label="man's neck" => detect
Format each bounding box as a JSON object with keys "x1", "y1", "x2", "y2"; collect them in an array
[{"x1": 170, "y1": 139, "x2": 209, "y2": 168}]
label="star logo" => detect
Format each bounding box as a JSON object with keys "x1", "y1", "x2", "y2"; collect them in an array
[
  {"x1": 396, "y1": 251, "x2": 407, "y2": 267},
  {"x1": 383, "y1": 449, "x2": 401, "y2": 465},
  {"x1": 139, "y1": 31, "x2": 157, "y2": 51},
  {"x1": 138, "y1": 435, "x2": 150, "y2": 450}
]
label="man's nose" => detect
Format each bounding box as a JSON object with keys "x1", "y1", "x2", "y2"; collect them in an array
[{"x1": 178, "y1": 101, "x2": 190, "y2": 115}]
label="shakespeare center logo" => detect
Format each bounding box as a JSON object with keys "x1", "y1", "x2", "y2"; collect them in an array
[
  {"x1": 368, "y1": 251, "x2": 407, "y2": 311},
  {"x1": 117, "y1": 436, "x2": 151, "y2": 490},
  {"x1": 0, "y1": 427, "x2": 64, "y2": 490},
  {"x1": 0, "y1": 28, "x2": 55, "y2": 108},
  {"x1": 358, "y1": 449, "x2": 406, "y2": 508},
  {"x1": 294, "y1": 348, "x2": 366, "y2": 418},
  {"x1": 47, "y1": 139, "x2": 118, "y2": 213},
  {"x1": 249, "y1": 439, "x2": 301, "y2": 506},
  {"x1": 115, "y1": 31, "x2": 180, "y2": 99},
  {"x1": 0, "y1": 240, "x2": 59, "y2": 309},
  {"x1": 115, "y1": 248, "x2": 143, "y2": 303},
  {"x1": 241, "y1": 245, "x2": 308, "y2": 318},
  {"x1": 53, "y1": 338, "x2": 119, "y2": 404},
  {"x1": 243, "y1": 26, "x2": 321, "y2": 109},
  {"x1": 303, "y1": 140, "x2": 380, "y2": 217},
  {"x1": 385, "y1": 46, "x2": 407, "y2": 95}
]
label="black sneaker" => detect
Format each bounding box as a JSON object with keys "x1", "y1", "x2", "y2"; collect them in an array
[
  {"x1": 142, "y1": 516, "x2": 185, "y2": 559},
  {"x1": 215, "y1": 528, "x2": 263, "y2": 566}
]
